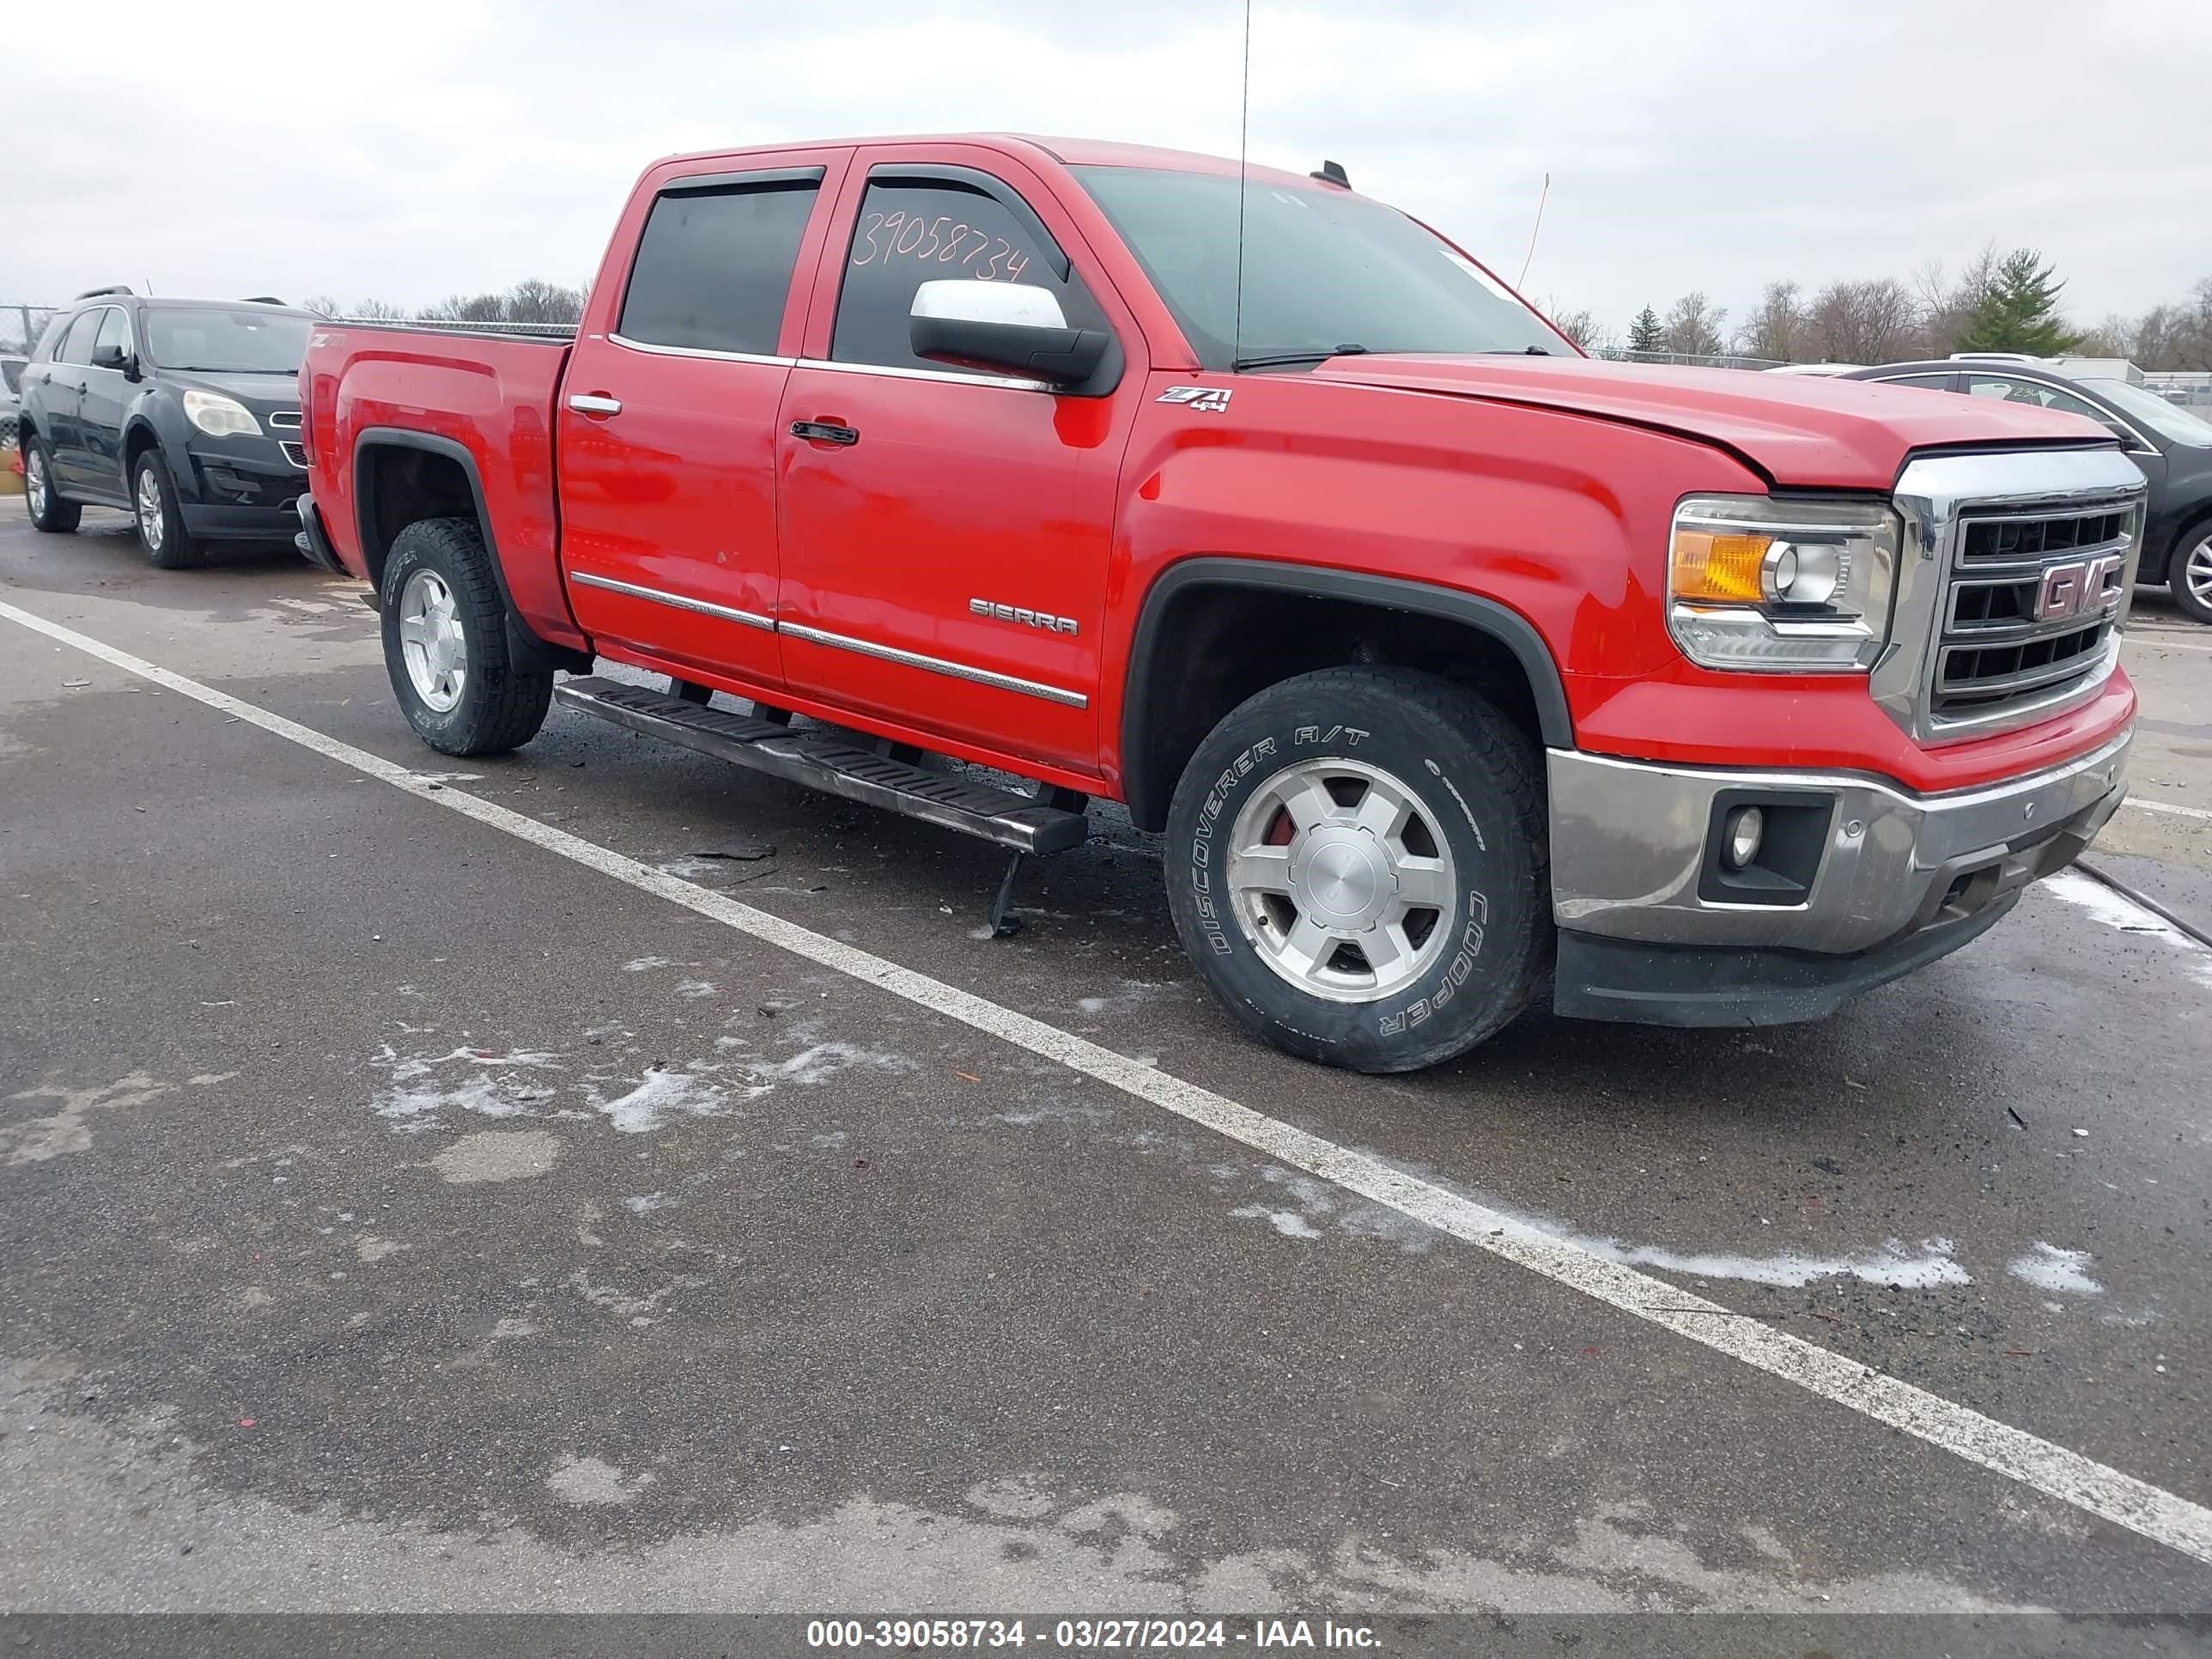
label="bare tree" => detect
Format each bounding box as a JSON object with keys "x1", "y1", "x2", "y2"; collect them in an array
[
  {"x1": 502, "y1": 278, "x2": 587, "y2": 325},
  {"x1": 1733, "y1": 282, "x2": 1805, "y2": 362},
  {"x1": 2130, "y1": 278, "x2": 2212, "y2": 370},
  {"x1": 1914, "y1": 245, "x2": 2001, "y2": 359},
  {"x1": 1661, "y1": 292, "x2": 1727, "y2": 356},
  {"x1": 1539, "y1": 300, "x2": 1610, "y2": 353},
  {"x1": 2073, "y1": 314, "x2": 2137, "y2": 357},
  {"x1": 1805, "y1": 277, "x2": 1923, "y2": 364},
  {"x1": 301, "y1": 295, "x2": 343, "y2": 319}
]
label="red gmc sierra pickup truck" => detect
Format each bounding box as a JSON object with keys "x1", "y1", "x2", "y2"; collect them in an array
[{"x1": 295, "y1": 134, "x2": 2145, "y2": 1073}]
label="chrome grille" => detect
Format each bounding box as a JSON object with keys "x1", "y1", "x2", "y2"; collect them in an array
[
  {"x1": 1930, "y1": 502, "x2": 2136, "y2": 731},
  {"x1": 279, "y1": 441, "x2": 307, "y2": 468},
  {"x1": 268, "y1": 409, "x2": 302, "y2": 429}
]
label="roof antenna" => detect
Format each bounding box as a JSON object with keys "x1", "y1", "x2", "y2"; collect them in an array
[
  {"x1": 1516, "y1": 172, "x2": 1550, "y2": 290},
  {"x1": 1232, "y1": 0, "x2": 1251, "y2": 371}
]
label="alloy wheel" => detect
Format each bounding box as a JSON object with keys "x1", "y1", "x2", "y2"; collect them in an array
[
  {"x1": 136, "y1": 465, "x2": 164, "y2": 552},
  {"x1": 2187, "y1": 536, "x2": 2212, "y2": 612},
  {"x1": 397, "y1": 568, "x2": 468, "y2": 712},
  {"x1": 1225, "y1": 757, "x2": 1458, "y2": 1002}
]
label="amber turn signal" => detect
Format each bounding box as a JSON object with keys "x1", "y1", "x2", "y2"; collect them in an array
[{"x1": 1670, "y1": 530, "x2": 1773, "y2": 605}]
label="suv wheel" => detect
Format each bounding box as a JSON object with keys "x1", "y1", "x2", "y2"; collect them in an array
[
  {"x1": 132, "y1": 451, "x2": 200, "y2": 569},
  {"x1": 1164, "y1": 665, "x2": 1552, "y2": 1073},
  {"x1": 2172, "y1": 528, "x2": 2212, "y2": 626},
  {"x1": 380, "y1": 515, "x2": 554, "y2": 755},
  {"x1": 23, "y1": 435, "x2": 81, "y2": 534}
]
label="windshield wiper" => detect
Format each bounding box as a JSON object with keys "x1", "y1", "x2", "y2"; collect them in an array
[
  {"x1": 1479, "y1": 345, "x2": 1553, "y2": 356},
  {"x1": 1232, "y1": 345, "x2": 1370, "y2": 371}
]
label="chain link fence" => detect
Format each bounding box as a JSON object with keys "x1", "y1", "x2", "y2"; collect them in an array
[
  {"x1": 1585, "y1": 345, "x2": 1788, "y2": 371},
  {"x1": 2144, "y1": 371, "x2": 2212, "y2": 410}
]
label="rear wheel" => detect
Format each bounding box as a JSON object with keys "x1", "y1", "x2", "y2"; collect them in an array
[
  {"x1": 23, "y1": 435, "x2": 81, "y2": 533},
  {"x1": 379, "y1": 516, "x2": 553, "y2": 755},
  {"x1": 132, "y1": 451, "x2": 200, "y2": 569},
  {"x1": 2171, "y1": 528, "x2": 2212, "y2": 626},
  {"x1": 1164, "y1": 665, "x2": 1552, "y2": 1073}
]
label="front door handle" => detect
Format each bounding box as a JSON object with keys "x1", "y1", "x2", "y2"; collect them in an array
[
  {"x1": 790, "y1": 419, "x2": 860, "y2": 447},
  {"x1": 568, "y1": 392, "x2": 623, "y2": 416}
]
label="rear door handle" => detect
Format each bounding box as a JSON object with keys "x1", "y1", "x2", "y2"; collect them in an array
[
  {"x1": 568, "y1": 393, "x2": 623, "y2": 416},
  {"x1": 790, "y1": 420, "x2": 859, "y2": 447}
]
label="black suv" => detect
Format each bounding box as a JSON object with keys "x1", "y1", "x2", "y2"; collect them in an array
[
  {"x1": 1828, "y1": 358, "x2": 2212, "y2": 624},
  {"x1": 16, "y1": 289, "x2": 316, "y2": 568}
]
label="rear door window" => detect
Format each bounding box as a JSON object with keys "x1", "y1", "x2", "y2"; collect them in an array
[
  {"x1": 830, "y1": 175, "x2": 1104, "y2": 374},
  {"x1": 618, "y1": 174, "x2": 822, "y2": 355}
]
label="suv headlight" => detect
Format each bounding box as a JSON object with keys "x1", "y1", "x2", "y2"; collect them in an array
[
  {"x1": 183, "y1": 388, "x2": 262, "y2": 438},
  {"x1": 1667, "y1": 495, "x2": 1900, "y2": 672}
]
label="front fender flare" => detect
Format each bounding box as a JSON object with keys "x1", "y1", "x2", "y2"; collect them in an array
[{"x1": 1118, "y1": 557, "x2": 1575, "y2": 830}]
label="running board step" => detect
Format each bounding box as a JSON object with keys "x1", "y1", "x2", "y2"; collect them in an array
[{"x1": 553, "y1": 678, "x2": 1090, "y2": 855}]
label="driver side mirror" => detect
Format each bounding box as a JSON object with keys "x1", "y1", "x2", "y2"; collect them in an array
[
  {"x1": 91, "y1": 343, "x2": 138, "y2": 380},
  {"x1": 908, "y1": 280, "x2": 1109, "y2": 388}
]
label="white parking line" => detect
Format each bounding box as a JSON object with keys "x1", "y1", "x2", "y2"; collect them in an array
[
  {"x1": 7, "y1": 591, "x2": 2211, "y2": 1570},
  {"x1": 2126, "y1": 797, "x2": 2212, "y2": 824},
  {"x1": 2126, "y1": 633, "x2": 2212, "y2": 656}
]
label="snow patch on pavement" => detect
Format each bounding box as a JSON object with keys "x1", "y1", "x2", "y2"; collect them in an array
[
  {"x1": 2043, "y1": 871, "x2": 2212, "y2": 988},
  {"x1": 2008, "y1": 1243, "x2": 2103, "y2": 1296},
  {"x1": 592, "y1": 1068, "x2": 751, "y2": 1133}
]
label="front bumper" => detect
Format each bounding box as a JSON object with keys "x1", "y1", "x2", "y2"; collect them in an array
[
  {"x1": 178, "y1": 440, "x2": 306, "y2": 539},
  {"x1": 1547, "y1": 728, "x2": 2131, "y2": 1024}
]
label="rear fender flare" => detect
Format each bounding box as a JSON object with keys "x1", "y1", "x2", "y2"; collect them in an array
[{"x1": 352, "y1": 427, "x2": 591, "y2": 672}]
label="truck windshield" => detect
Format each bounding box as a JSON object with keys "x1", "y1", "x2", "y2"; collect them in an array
[
  {"x1": 1073, "y1": 165, "x2": 1568, "y2": 369},
  {"x1": 143, "y1": 308, "x2": 313, "y2": 374}
]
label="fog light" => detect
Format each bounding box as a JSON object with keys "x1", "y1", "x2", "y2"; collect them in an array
[{"x1": 1724, "y1": 805, "x2": 1765, "y2": 871}]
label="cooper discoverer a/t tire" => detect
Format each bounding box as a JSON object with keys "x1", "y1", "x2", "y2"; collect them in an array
[
  {"x1": 379, "y1": 516, "x2": 554, "y2": 756},
  {"x1": 1164, "y1": 665, "x2": 1552, "y2": 1073}
]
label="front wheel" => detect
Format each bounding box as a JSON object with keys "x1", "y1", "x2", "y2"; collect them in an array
[
  {"x1": 1164, "y1": 665, "x2": 1553, "y2": 1073},
  {"x1": 2171, "y1": 528, "x2": 2212, "y2": 626},
  {"x1": 132, "y1": 452, "x2": 201, "y2": 569},
  {"x1": 379, "y1": 516, "x2": 553, "y2": 755},
  {"x1": 23, "y1": 435, "x2": 81, "y2": 533}
]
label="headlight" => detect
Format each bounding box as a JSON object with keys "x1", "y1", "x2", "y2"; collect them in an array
[
  {"x1": 1667, "y1": 495, "x2": 1900, "y2": 672},
  {"x1": 183, "y1": 389, "x2": 262, "y2": 438}
]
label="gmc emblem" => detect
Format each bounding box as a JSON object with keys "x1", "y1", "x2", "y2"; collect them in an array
[{"x1": 2035, "y1": 553, "x2": 2124, "y2": 623}]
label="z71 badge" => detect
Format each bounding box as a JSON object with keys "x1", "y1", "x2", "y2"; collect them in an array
[{"x1": 1158, "y1": 386, "x2": 1233, "y2": 412}]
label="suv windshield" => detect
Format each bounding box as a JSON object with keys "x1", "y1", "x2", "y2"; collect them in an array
[
  {"x1": 143, "y1": 308, "x2": 313, "y2": 374},
  {"x1": 1073, "y1": 165, "x2": 1567, "y2": 369},
  {"x1": 2077, "y1": 377, "x2": 2212, "y2": 448}
]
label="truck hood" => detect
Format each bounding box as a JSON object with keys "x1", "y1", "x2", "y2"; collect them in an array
[{"x1": 1307, "y1": 354, "x2": 2114, "y2": 489}]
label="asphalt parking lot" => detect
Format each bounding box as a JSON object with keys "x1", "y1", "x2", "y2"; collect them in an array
[{"x1": 3, "y1": 501, "x2": 2210, "y2": 1632}]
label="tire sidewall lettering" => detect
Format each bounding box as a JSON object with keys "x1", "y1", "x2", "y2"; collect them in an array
[{"x1": 1182, "y1": 724, "x2": 1499, "y2": 1033}]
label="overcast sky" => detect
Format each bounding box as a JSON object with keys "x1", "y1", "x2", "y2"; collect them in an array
[{"x1": 6, "y1": 0, "x2": 2207, "y2": 338}]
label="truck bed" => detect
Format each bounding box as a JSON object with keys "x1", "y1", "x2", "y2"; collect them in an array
[{"x1": 301, "y1": 321, "x2": 580, "y2": 648}]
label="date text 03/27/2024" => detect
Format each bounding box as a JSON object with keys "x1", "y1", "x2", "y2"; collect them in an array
[{"x1": 803, "y1": 1618, "x2": 1381, "y2": 1650}]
